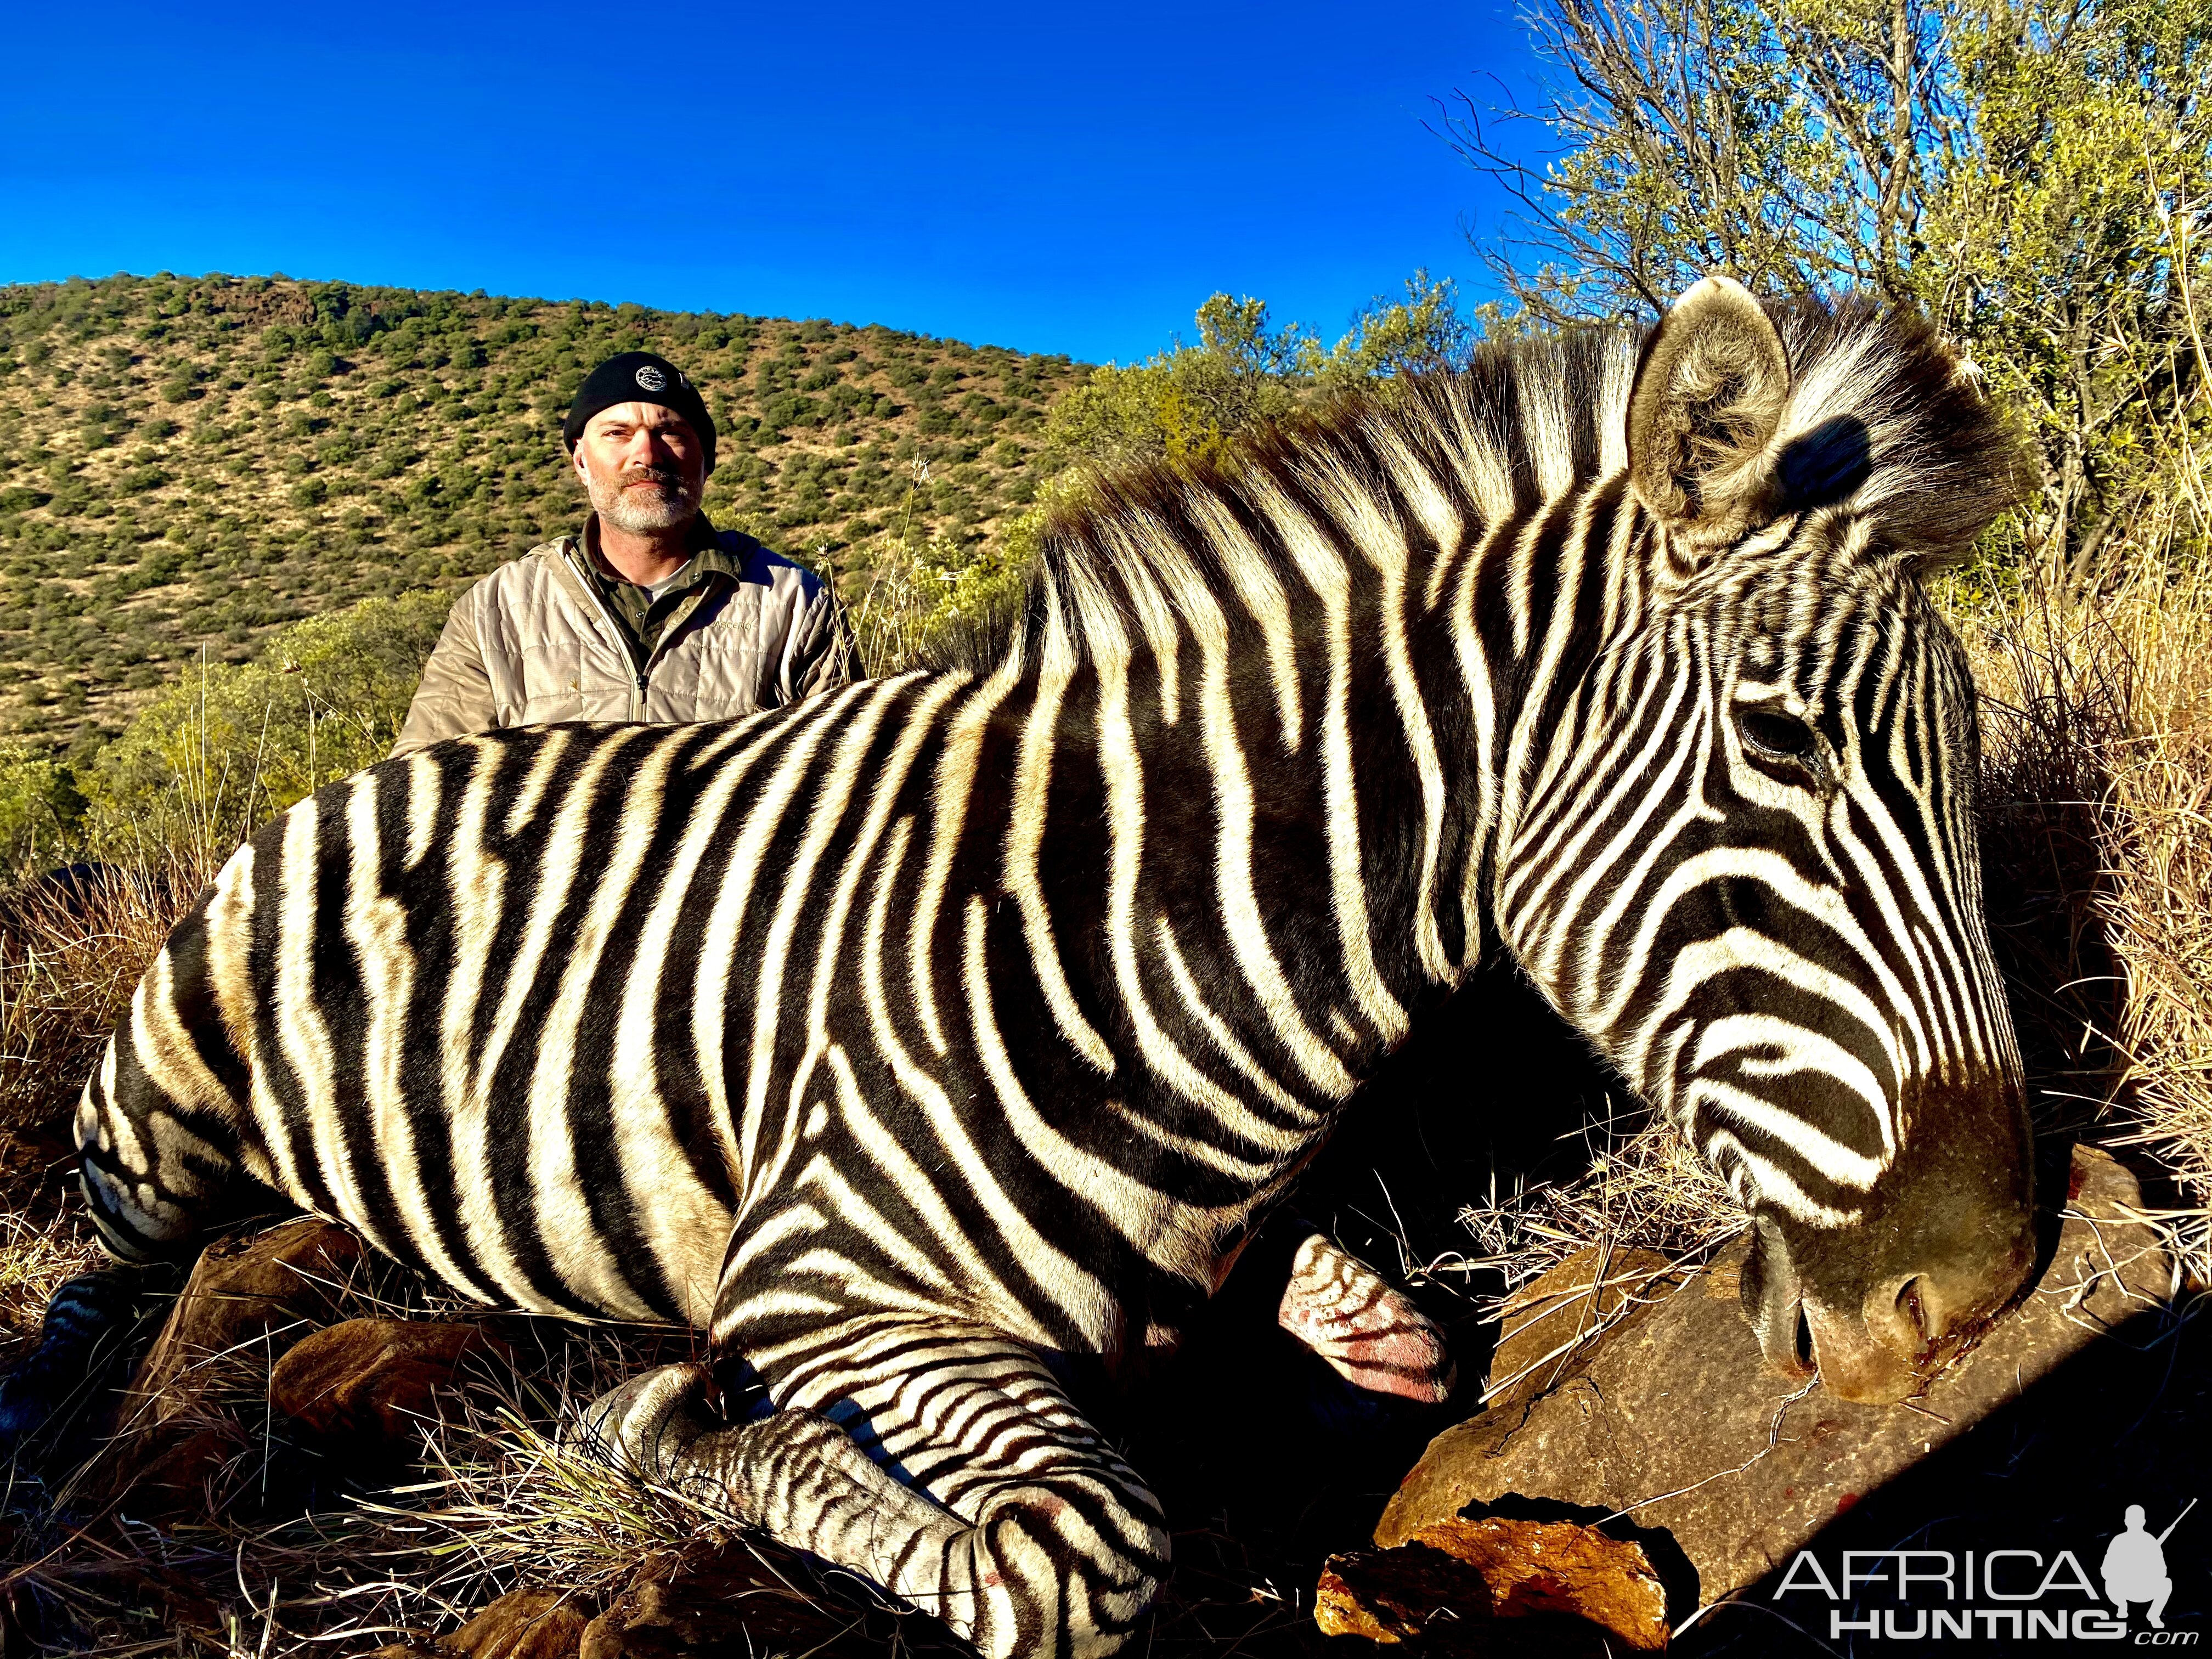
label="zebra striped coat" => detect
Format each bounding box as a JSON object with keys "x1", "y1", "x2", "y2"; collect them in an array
[{"x1": 72, "y1": 278, "x2": 2034, "y2": 1658}]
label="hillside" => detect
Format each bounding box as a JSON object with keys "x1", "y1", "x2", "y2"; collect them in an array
[{"x1": 0, "y1": 274, "x2": 1091, "y2": 748}]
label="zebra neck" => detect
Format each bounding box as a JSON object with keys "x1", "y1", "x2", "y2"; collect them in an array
[
  {"x1": 1008, "y1": 454, "x2": 1640, "y2": 1128},
  {"x1": 1446, "y1": 469, "x2": 1644, "y2": 939}
]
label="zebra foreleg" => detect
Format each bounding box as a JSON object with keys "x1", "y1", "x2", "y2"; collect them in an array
[
  {"x1": 579, "y1": 1362, "x2": 975, "y2": 1593},
  {"x1": 577, "y1": 1333, "x2": 1170, "y2": 1659}
]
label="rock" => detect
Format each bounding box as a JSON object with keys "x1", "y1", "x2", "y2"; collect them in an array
[
  {"x1": 1486, "y1": 1246, "x2": 1680, "y2": 1398},
  {"x1": 1375, "y1": 1143, "x2": 2175, "y2": 1606},
  {"x1": 1318, "y1": 1515, "x2": 1670, "y2": 1654},
  {"x1": 446, "y1": 1588, "x2": 594, "y2": 1658},
  {"x1": 363, "y1": 1589, "x2": 594, "y2": 1658},
  {"x1": 125, "y1": 1215, "x2": 364, "y2": 1426},
  {"x1": 578, "y1": 1558, "x2": 886, "y2": 1658},
  {"x1": 75, "y1": 1216, "x2": 362, "y2": 1516},
  {"x1": 100, "y1": 1420, "x2": 250, "y2": 1522},
  {"x1": 268, "y1": 1318, "x2": 508, "y2": 1447},
  {"x1": 579, "y1": 1578, "x2": 743, "y2": 1659}
]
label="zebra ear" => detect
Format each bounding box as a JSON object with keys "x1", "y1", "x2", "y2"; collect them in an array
[{"x1": 1626, "y1": 276, "x2": 1791, "y2": 547}]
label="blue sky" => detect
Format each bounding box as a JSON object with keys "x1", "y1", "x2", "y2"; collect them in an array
[{"x1": 1, "y1": 4, "x2": 1545, "y2": 365}]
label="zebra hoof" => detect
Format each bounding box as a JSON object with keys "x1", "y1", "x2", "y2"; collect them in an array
[
  {"x1": 1278, "y1": 1233, "x2": 1457, "y2": 1406},
  {"x1": 572, "y1": 1362, "x2": 715, "y2": 1480},
  {"x1": 0, "y1": 1268, "x2": 162, "y2": 1462}
]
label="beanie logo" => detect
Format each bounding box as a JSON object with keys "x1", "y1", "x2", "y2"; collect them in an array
[{"x1": 635, "y1": 364, "x2": 668, "y2": 393}]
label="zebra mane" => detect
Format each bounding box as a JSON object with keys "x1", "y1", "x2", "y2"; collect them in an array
[
  {"x1": 1007, "y1": 293, "x2": 2021, "y2": 673},
  {"x1": 1758, "y1": 295, "x2": 2024, "y2": 560}
]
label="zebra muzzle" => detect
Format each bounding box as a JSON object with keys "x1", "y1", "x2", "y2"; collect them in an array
[
  {"x1": 1740, "y1": 1210, "x2": 2032, "y2": 1404},
  {"x1": 1742, "y1": 1222, "x2": 1950, "y2": 1404},
  {"x1": 1742, "y1": 1217, "x2": 1939, "y2": 1403}
]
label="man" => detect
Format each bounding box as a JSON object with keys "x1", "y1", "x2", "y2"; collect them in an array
[
  {"x1": 393, "y1": 350, "x2": 850, "y2": 757},
  {"x1": 2104, "y1": 1504, "x2": 2177, "y2": 1629}
]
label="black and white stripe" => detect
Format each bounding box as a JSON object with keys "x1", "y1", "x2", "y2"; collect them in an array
[{"x1": 65, "y1": 278, "x2": 2032, "y2": 1657}]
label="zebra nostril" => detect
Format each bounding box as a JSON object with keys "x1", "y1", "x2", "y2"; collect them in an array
[
  {"x1": 1897, "y1": 1276, "x2": 1930, "y2": 1345},
  {"x1": 1795, "y1": 1304, "x2": 1816, "y2": 1370}
]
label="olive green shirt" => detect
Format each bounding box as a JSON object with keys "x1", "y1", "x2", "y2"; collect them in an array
[{"x1": 578, "y1": 516, "x2": 747, "y2": 670}]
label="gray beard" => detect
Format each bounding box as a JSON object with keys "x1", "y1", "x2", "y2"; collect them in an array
[{"x1": 585, "y1": 464, "x2": 700, "y2": 533}]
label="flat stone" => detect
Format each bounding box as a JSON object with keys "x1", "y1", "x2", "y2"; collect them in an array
[
  {"x1": 269, "y1": 1318, "x2": 507, "y2": 1447},
  {"x1": 445, "y1": 1588, "x2": 594, "y2": 1659},
  {"x1": 1318, "y1": 1515, "x2": 1669, "y2": 1653},
  {"x1": 1375, "y1": 1144, "x2": 2174, "y2": 1604},
  {"x1": 1487, "y1": 1246, "x2": 1681, "y2": 1398}
]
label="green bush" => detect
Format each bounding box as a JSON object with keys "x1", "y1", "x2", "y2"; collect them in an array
[
  {"x1": 1042, "y1": 279, "x2": 1473, "y2": 475},
  {"x1": 0, "y1": 741, "x2": 84, "y2": 873},
  {"x1": 78, "y1": 588, "x2": 454, "y2": 854}
]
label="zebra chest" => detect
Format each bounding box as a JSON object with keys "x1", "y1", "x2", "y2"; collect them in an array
[{"x1": 708, "y1": 1086, "x2": 1268, "y2": 1376}]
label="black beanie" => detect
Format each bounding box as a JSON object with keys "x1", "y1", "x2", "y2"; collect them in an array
[{"x1": 563, "y1": 352, "x2": 717, "y2": 473}]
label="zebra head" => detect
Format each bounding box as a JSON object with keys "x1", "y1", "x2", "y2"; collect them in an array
[{"x1": 1492, "y1": 278, "x2": 2034, "y2": 1403}]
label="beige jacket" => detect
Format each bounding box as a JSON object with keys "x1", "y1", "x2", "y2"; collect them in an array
[{"x1": 392, "y1": 527, "x2": 850, "y2": 758}]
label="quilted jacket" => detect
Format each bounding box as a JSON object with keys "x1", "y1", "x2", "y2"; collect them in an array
[{"x1": 391, "y1": 524, "x2": 850, "y2": 757}]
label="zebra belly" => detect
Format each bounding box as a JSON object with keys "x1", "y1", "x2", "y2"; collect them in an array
[{"x1": 230, "y1": 1048, "x2": 740, "y2": 1327}]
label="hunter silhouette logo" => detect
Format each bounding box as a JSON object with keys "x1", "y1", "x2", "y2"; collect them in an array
[
  {"x1": 634, "y1": 364, "x2": 668, "y2": 392},
  {"x1": 2108, "y1": 1500, "x2": 2195, "y2": 1630}
]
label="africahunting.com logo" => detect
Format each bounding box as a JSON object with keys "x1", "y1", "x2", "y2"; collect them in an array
[{"x1": 1776, "y1": 1500, "x2": 2197, "y2": 1643}]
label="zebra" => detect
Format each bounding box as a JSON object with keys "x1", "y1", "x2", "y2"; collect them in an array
[{"x1": 14, "y1": 276, "x2": 2033, "y2": 1658}]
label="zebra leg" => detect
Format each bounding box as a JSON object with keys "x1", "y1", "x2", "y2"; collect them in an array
[
  {"x1": 578, "y1": 1330, "x2": 1170, "y2": 1659},
  {"x1": 5, "y1": 892, "x2": 273, "y2": 1463},
  {"x1": 580, "y1": 1366, "x2": 978, "y2": 1605},
  {"x1": 0, "y1": 1264, "x2": 178, "y2": 1465},
  {"x1": 1275, "y1": 1230, "x2": 1455, "y2": 1404}
]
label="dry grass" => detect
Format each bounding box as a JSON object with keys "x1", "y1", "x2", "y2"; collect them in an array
[
  {"x1": 1960, "y1": 557, "x2": 2212, "y2": 1278},
  {"x1": 0, "y1": 851, "x2": 206, "y2": 1143},
  {"x1": 1452, "y1": 1109, "x2": 1743, "y2": 1300}
]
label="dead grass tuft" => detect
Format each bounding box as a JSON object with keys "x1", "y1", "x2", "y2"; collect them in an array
[
  {"x1": 0, "y1": 850, "x2": 207, "y2": 1146},
  {"x1": 1453, "y1": 1109, "x2": 1745, "y2": 1302},
  {"x1": 1960, "y1": 560, "x2": 2212, "y2": 1278}
]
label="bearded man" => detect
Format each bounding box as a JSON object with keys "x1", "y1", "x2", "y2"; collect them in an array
[{"x1": 392, "y1": 351, "x2": 850, "y2": 757}]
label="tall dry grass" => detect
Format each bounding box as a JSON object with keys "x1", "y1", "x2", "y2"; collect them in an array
[
  {"x1": 0, "y1": 862, "x2": 203, "y2": 1120},
  {"x1": 1957, "y1": 556, "x2": 2212, "y2": 1276},
  {"x1": 0, "y1": 857, "x2": 207, "y2": 1381}
]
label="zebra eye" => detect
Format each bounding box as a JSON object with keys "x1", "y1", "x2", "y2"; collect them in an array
[{"x1": 1739, "y1": 707, "x2": 1819, "y2": 761}]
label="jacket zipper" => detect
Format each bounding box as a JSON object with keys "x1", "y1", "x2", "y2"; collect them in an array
[{"x1": 565, "y1": 547, "x2": 648, "y2": 722}]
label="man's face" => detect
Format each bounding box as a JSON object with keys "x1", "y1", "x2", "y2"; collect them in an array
[{"x1": 574, "y1": 400, "x2": 706, "y2": 534}]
